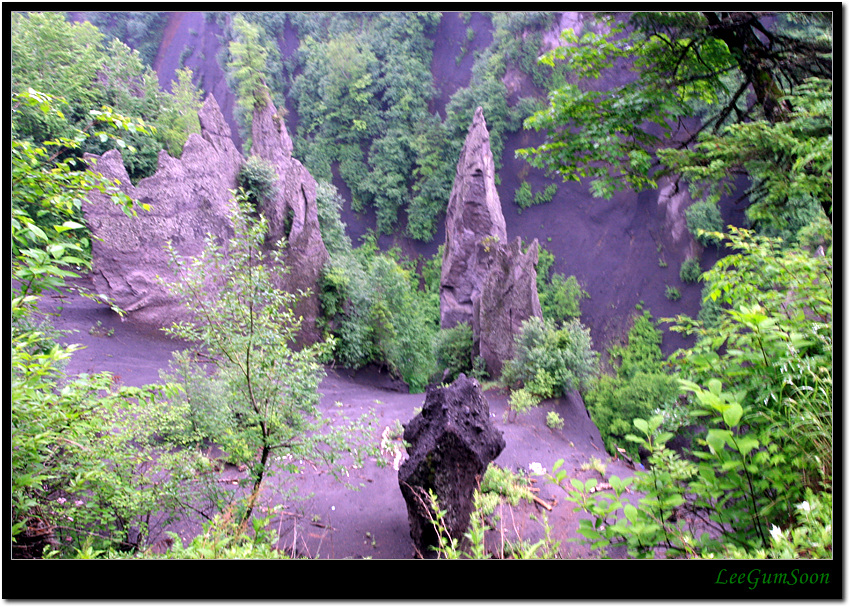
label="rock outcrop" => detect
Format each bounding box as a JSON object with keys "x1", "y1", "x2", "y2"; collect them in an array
[
  {"x1": 398, "y1": 374, "x2": 505, "y2": 556},
  {"x1": 250, "y1": 91, "x2": 328, "y2": 346},
  {"x1": 83, "y1": 95, "x2": 244, "y2": 328},
  {"x1": 475, "y1": 237, "x2": 543, "y2": 377},
  {"x1": 83, "y1": 94, "x2": 328, "y2": 345},
  {"x1": 439, "y1": 107, "x2": 542, "y2": 376},
  {"x1": 440, "y1": 106, "x2": 507, "y2": 330}
]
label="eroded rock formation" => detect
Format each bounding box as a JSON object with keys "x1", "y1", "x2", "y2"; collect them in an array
[
  {"x1": 440, "y1": 106, "x2": 507, "y2": 330},
  {"x1": 83, "y1": 94, "x2": 328, "y2": 344},
  {"x1": 475, "y1": 237, "x2": 543, "y2": 377},
  {"x1": 83, "y1": 95, "x2": 243, "y2": 328},
  {"x1": 250, "y1": 91, "x2": 328, "y2": 346},
  {"x1": 439, "y1": 106, "x2": 542, "y2": 376},
  {"x1": 398, "y1": 374, "x2": 505, "y2": 556}
]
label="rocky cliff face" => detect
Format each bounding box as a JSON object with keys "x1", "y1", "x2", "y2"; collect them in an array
[
  {"x1": 83, "y1": 93, "x2": 328, "y2": 344},
  {"x1": 440, "y1": 107, "x2": 542, "y2": 376},
  {"x1": 250, "y1": 91, "x2": 328, "y2": 346}
]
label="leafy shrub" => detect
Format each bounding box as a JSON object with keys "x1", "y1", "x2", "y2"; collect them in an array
[
  {"x1": 665, "y1": 285, "x2": 681, "y2": 301},
  {"x1": 536, "y1": 246, "x2": 588, "y2": 323},
  {"x1": 685, "y1": 199, "x2": 724, "y2": 245},
  {"x1": 514, "y1": 181, "x2": 533, "y2": 208},
  {"x1": 696, "y1": 282, "x2": 723, "y2": 328},
  {"x1": 515, "y1": 181, "x2": 558, "y2": 210},
  {"x1": 238, "y1": 155, "x2": 279, "y2": 205},
  {"x1": 505, "y1": 388, "x2": 542, "y2": 422},
  {"x1": 546, "y1": 411, "x2": 565, "y2": 430},
  {"x1": 679, "y1": 257, "x2": 702, "y2": 283},
  {"x1": 317, "y1": 194, "x2": 439, "y2": 392},
  {"x1": 480, "y1": 463, "x2": 536, "y2": 507},
  {"x1": 585, "y1": 310, "x2": 680, "y2": 456},
  {"x1": 162, "y1": 194, "x2": 379, "y2": 527},
  {"x1": 585, "y1": 372, "x2": 680, "y2": 457},
  {"x1": 433, "y1": 323, "x2": 474, "y2": 383},
  {"x1": 501, "y1": 317, "x2": 598, "y2": 398}
]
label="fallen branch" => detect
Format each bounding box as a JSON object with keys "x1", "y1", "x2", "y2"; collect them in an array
[
  {"x1": 532, "y1": 495, "x2": 554, "y2": 511},
  {"x1": 588, "y1": 482, "x2": 612, "y2": 494}
]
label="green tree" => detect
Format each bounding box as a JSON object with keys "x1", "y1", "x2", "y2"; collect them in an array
[
  {"x1": 11, "y1": 90, "x2": 200, "y2": 556},
  {"x1": 11, "y1": 12, "x2": 104, "y2": 127},
  {"x1": 518, "y1": 11, "x2": 833, "y2": 225},
  {"x1": 584, "y1": 310, "x2": 679, "y2": 457},
  {"x1": 161, "y1": 193, "x2": 378, "y2": 525},
  {"x1": 535, "y1": 247, "x2": 589, "y2": 324},
  {"x1": 226, "y1": 14, "x2": 272, "y2": 148},
  {"x1": 12, "y1": 12, "x2": 204, "y2": 182},
  {"x1": 158, "y1": 67, "x2": 203, "y2": 157}
]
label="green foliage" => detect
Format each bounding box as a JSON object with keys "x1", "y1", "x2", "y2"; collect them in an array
[
  {"x1": 157, "y1": 67, "x2": 203, "y2": 158},
  {"x1": 608, "y1": 310, "x2": 664, "y2": 379},
  {"x1": 555, "y1": 407, "x2": 831, "y2": 559},
  {"x1": 584, "y1": 310, "x2": 679, "y2": 457},
  {"x1": 12, "y1": 12, "x2": 205, "y2": 182},
  {"x1": 661, "y1": 77, "x2": 833, "y2": 225},
  {"x1": 664, "y1": 285, "x2": 681, "y2": 301},
  {"x1": 480, "y1": 464, "x2": 536, "y2": 507},
  {"x1": 237, "y1": 156, "x2": 279, "y2": 205},
  {"x1": 502, "y1": 317, "x2": 598, "y2": 398},
  {"x1": 14, "y1": 373, "x2": 210, "y2": 555},
  {"x1": 317, "y1": 185, "x2": 440, "y2": 392},
  {"x1": 127, "y1": 502, "x2": 293, "y2": 559},
  {"x1": 288, "y1": 13, "x2": 446, "y2": 239},
  {"x1": 558, "y1": 227, "x2": 833, "y2": 560},
  {"x1": 546, "y1": 411, "x2": 565, "y2": 430},
  {"x1": 701, "y1": 489, "x2": 832, "y2": 559},
  {"x1": 432, "y1": 323, "x2": 474, "y2": 383},
  {"x1": 82, "y1": 11, "x2": 169, "y2": 66},
  {"x1": 12, "y1": 89, "x2": 151, "y2": 310},
  {"x1": 226, "y1": 14, "x2": 272, "y2": 146},
  {"x1": 678, "y1": 257, "x2": 702, "y2": 283},
  {"x1": 535, "y1": 246, "x2": 589, "y2": 324},
  {"x1": 667, "y1": 227, "x2": 833, "y2": 489},
  {"x1": 515, "y1": 181, "x2": 558, "y2": 210},
  {"x1": 161, "y1": 193, "x2": 379, "y2": 525},
  {"x1": 284, "y1": 11, "x2": 557, "y2": 241},
  {"x1": 11, "y1": 91, "x2": 214, "y2": 555},
  {"x1": 505, "y1": 388, "x2": 542, "y2": 423},
  {"x1": 542, "y1": 274, "x2": 589, "y2": 324},
  {"x1": 553, "y1": 416, "x2": 700, "y2": 558},
  {"x1": 685, "y1": 200, "x2": 724, "y2": 246},
  {"x1": 586, "y1": 372, "x2": 680, "y2": 458},
  {"x1": 514, "y1": 181, "x2": 533, "y2": 209},
  {"x1": 518, "y1": 11, "x2": 832, "y2": 226},
  {"x1": 425, "y1": 481, "x2": 561, "y2": 559}
]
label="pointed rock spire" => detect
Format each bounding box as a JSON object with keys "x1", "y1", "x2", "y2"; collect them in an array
[
  {"x1": 440, "y1": 106, "x2": 508, "y2": 330},
  {"x1": 250, "y1": 92, "x2": 328, "y2": 346},
  {"x1": 439, "y1": 107, "x2": 542, "y2": 377}
]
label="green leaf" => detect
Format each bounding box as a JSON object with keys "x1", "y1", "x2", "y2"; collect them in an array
[
  {"x1": 722, "y1": 402, "x2": 743, "y2": 427},
  {"x1": 706, "y1": 429, "x2": 731, "y2": 454},
  {"x1": 633, "y1": 418, "x2": 649, "y2": 435}
]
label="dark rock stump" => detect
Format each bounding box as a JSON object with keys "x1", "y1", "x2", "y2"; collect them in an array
[{"x1": 398, "y1": 374, "x2": 505, "y2": 556}]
